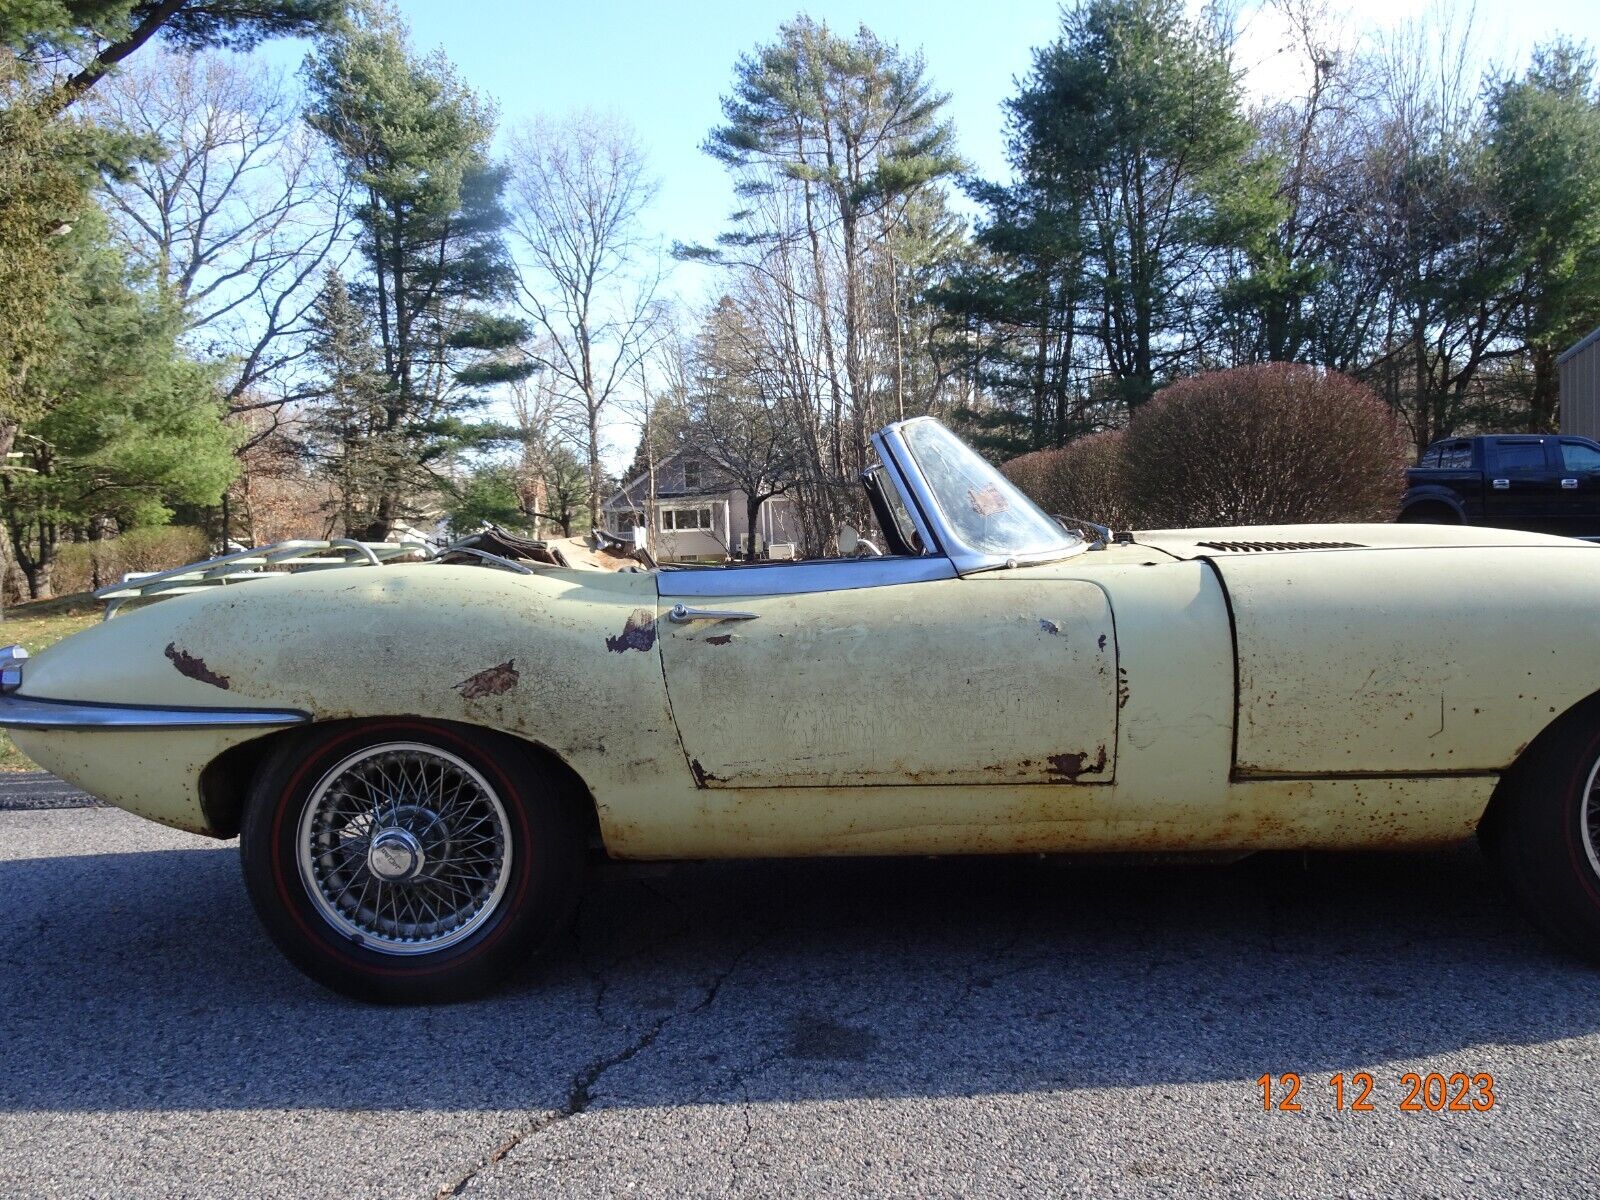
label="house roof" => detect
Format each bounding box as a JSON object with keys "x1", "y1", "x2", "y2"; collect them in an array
[
  {"x1": 1560, "y1": 324, "x2": 1600, "y2": 366},
  {"x1": 604, "y1": 449, "x2": 731, "y2": 510}
]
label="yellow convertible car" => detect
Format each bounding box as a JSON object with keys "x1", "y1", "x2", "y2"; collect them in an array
[{"x1": 4, "y1": 418, "x2": 1599, "y2": 1002}]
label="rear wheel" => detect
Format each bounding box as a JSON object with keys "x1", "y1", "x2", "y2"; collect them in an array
[
  {"x1": 1480, "y1": 710, "x2": 1600, "y2": 963},
  {"x1": 240, "y1": 720, "x2": 584, "y2": 1003}
]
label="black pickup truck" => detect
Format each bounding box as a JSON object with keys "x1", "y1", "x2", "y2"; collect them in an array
[{"x1": 1401, "y1": 434, "x2": 1600, "y2": 538}]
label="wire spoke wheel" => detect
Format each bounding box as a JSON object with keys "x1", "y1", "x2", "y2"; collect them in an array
[
  {"x1": 295, "y1": 742, "x2": 513, "y2": 955},
  {"x1": 1583, "y1": 753, "x2": 1600, "y2": 883}
]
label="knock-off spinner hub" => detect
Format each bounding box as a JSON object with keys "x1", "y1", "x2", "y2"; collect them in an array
[{"x1": 368, "y1": 827, "x2": 426, "y2": 882}]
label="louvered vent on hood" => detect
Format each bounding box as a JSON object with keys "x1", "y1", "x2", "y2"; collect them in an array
[{"x1": 1197, "y1": 539, "x2": 1363, "y2": 553}]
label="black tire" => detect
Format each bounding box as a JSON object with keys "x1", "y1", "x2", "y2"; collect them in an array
[
  {"x1": 1398, "y1": 505, "x2": 1460, "y2": 525},
  {"x1": 1480, "y1": 707, "x2": 1600, "y2": 963},
  {"x1": 240, "y1": 719, "x2": 585, "y2": 1003}
]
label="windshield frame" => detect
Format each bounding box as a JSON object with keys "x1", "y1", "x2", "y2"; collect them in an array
[{"x1": 872, "y1": 417, "x2": 1085, "y2": 575}]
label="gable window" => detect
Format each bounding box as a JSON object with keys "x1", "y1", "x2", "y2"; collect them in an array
[
  {"x1": 661, "y1": 506, "x2": 713, "y2": 532},
  {"x1": 682, "y1": 461, "x2": 702, "y2": 490}
]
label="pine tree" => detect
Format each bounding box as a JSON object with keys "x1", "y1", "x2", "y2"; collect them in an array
[
  {"x1": 0, "y1": 211, "x2": 236, "y2": 597},
  {"x1": 304, "y1": 267, "x2": 392, "y2": 536},
  {"x1": 305, "y1": 2, "x2": 531, "y2": 540},
  {"x1": 1007, "y1": 0, "x2": 1266, "y2": 411},
  {"x1": 1486, "y1": 41, "x2": 1600, "y2": 430}
]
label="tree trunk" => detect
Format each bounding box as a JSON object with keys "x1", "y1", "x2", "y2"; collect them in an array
[
  {"x1": 0, "y1": 419, "x2": 14, "y2": 619},
  {"x1": 1530, "y1": 345, "x2": 1559, "y2": 433},
  {"x1": 24, "y1": 557, "x2": 51, "y2": 602},
  {"x1": 746, "y1": 494, "x2": 762, "y2": 560}
]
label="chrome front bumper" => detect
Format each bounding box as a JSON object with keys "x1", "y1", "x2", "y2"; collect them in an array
[{"x1": 0, "y1": 643, "x2": 308, "y2": 730}]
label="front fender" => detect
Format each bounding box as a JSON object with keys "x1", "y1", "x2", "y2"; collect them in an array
[{"x1": 11, "y1": 564, "x2": 681, "y2": 835}]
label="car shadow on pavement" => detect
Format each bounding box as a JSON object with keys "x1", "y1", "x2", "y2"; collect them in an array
[{"x1": 0, "y1": 836, "x2": 1592, "y2": 1115}]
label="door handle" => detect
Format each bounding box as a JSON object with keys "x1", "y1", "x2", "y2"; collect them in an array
[
  {"x1": 1492, "y1": 479, "x2": 1510, "y2": 490},
  {"x1": 1563, "y1": 478, "x2": 1579, "y2": 489},
  {"x1": 667, "y1": 603, "x2": 760, "y2": 624}
]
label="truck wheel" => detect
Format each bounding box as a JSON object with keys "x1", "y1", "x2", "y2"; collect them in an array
[
  {"x1": 1480, "y1": 709, "x2": 1600, "y2": 963},
  {"x1": 240, "y1": 720, "x2": 585, "y2": 1003},
  {"x1": 1399, "y1": 504, "x2": 1460, "y2": 524}
]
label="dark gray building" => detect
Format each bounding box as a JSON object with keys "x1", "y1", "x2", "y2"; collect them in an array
[{"x1": 1560, "y1": 325, "x2": 1600, "y2": 439}]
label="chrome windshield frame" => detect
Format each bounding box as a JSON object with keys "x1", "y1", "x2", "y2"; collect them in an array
[{"x1": 873, "y1": 417, "x2": 1087, "y2": 575}]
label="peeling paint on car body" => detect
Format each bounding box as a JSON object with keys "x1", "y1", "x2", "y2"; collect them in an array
[
  {"x1": 454, "y1": 659, "x2": 519, "y2": 699},
  {"x1": 605, "y1": 608, "x2": 657, "y2": 654},
  {"x1": 164, "y1": 642, "x2": 229, "y2": 690},
  {"x1": 1046, "y1": 746, "x2": 1107, "y2": 780}
]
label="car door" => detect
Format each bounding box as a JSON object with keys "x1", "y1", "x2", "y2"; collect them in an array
[
  {"x1": 657, "y1": 558, "x2": 1118, "y2": 788},
  {"x1": 1481, "y1": 437, "x2": 1560, "y2": 532},
  {"x1": 1556, "y1": 438, "x2": 1600, "y2": 538}
]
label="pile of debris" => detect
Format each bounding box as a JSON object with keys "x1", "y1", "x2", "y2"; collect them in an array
[{"x1": 438, "y1": 526, "x2": 657, "y2": 573}]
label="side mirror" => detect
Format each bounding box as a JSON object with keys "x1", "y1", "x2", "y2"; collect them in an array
[{"x1": 837, "y1": 525, "x2": 859, "y2": 555}]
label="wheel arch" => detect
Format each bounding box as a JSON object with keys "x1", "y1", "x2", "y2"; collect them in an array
[
  {"x1": 1480, "y1": 687, "x2": 1600, "y2": 836},
  {"x1": 1398, "y1": 487, "x2": 1466, "y2": 523},
  {"x1": 199, "y1": 717, "x2": 602, "y2": 848}
]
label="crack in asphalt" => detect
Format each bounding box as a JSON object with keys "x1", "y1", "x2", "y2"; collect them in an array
[{"x1": 433, "y1": 938, "x2": 763, "y2": 1199}]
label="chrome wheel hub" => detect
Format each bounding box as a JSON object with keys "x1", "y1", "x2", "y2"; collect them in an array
[
  {"x1": 296, "y1": 742, "x2": 513, "y2": 956},
  {"x1": 368, "y1": 827, "x2": 425, "y2": 882}
]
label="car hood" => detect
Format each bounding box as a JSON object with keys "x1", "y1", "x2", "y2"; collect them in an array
[{"x1": 1127, "y1": 522, "x2": 1588, "y2": 560}]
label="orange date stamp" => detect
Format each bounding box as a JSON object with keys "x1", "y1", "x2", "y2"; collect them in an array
[{"x1": 1256, "y1": 1071, "x2": 1496, "y2": 1113}]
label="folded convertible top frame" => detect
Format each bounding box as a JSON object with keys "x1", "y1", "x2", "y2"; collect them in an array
[{"x1": 89, "y1": 536, "x2": 542, "y2": 620}]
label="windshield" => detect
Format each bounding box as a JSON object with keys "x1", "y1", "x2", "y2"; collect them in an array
[{"x1": 900, "y1": 421, "x2": 1079, "y2": 560}]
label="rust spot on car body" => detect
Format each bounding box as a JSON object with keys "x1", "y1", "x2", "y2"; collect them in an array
[
  {"x1": 606, "y1": 608, "x2": 657, "y2": 654},
  {"x1": 1046, "y1": 746, "x2": 1108, "y2": 781},
  {"x1": 164, "y1": 642, "x2": 229, "y2": 690},
  {"x1": 454, "y1": 659, "x2": 518, "y2": 699},
  {"x1": 704, "y1": 634, "x2": 734, "y2": 646},
  {"x1": 688, "y1": 758, "x2": 725, "y2": 787},
  {"x1": 1117, "y1": 667, "x2": 1130, "y2": 710}
]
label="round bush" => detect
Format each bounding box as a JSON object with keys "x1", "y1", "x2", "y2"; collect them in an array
[
  {"x1": 1005, "y1": 431, "x2": 1131, "y2": 532},
  {"x1": 1121, "y1": 364, "x2": 1407, "y2": 527}
]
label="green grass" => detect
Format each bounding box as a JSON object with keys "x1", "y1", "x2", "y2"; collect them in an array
[{"x1": 0, "y1": 596, "x2": 103, "y2": 771}]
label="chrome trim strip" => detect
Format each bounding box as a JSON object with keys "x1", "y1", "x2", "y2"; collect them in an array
[
  {"x1": 870, "y1": 429, "x2": 943, "y2": 556},
  {"x1": 0, "y1": 693, "x2": 312, "y2": 731},
  {"x1": 660, "y1": 555, "x2": 958, "y2": 598}
]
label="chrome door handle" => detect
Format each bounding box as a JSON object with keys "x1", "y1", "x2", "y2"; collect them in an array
[
  {"x1": 1492, "y1": 478, "x2": 1510, "y2": 489},
  {"x1": 1563, "y1": 478, "x2": 1580, "y2": 489},
  {"x1": 667, "y1": 603, "x2": 760, "y2": 624}
]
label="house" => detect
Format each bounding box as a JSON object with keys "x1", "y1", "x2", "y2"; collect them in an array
[
  {"x1": 602, "y1": 450, "x2": 802, "y2": 562},
  {"x1": 1561, "y1": 325, "x2": 1600, "y2": 440}
]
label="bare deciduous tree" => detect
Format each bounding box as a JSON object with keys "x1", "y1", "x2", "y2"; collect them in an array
[
  {"x1": 504, "y1": 354, "x2": 590, "y2": 536},
  {"x1": 505, "y1": 112, "x2": 665, "y2": 527},
  {"x1": 94, "y1": 50, "x2": 350, "y2": 433},
  {"x1": 683, "y1": 296, "x2": 801, "y2": 559}
]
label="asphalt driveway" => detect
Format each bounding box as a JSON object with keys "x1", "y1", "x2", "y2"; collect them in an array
[{"x1": 3, "y1": 777, "x2": 1599, "y2": 1197}]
